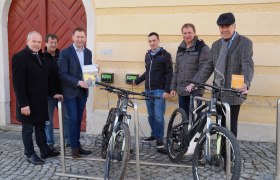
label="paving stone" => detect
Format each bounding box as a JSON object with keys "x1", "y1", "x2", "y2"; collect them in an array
[{"x1": 0, "y1": 130, "x2": 277, "y2": 179}]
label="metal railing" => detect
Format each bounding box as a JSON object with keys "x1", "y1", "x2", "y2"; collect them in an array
[
  {"x1": 56, "y1": 97, "x2": 232, "y2": 179},
  {"x1": 276, "y1": 99, "x2": 280, "y2": 180},
  {"x1": 56, "y1": 100, "x2": 103, "y2": 180}
]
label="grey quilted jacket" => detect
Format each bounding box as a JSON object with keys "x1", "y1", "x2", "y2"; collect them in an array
[{"x1": 170, "y1": 38, "x2": 210, "y2": 96}]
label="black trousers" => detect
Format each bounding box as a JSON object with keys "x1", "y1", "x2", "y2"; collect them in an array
[
  {"x1": 217, "y1": 105, "x2": 241, "y2": 137},
  {"x1": 22, "y1": 122, "x2": 49, "y2": 157}
]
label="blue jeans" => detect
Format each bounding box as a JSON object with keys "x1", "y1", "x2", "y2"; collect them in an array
[
  {"x1": 178, "y1": 95, "x2": 190, "y2": 117},
  {"x1": 45, "y1": 96, "x2": 70, "y2": 145},
  {"x1": 145, "y1": 89, "x2": 166, "y2": 141},
  {"x1": 65, "y1": 96, "x2": 87, "y2": 149}
]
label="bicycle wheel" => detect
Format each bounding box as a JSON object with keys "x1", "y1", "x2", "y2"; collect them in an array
[
  {"x1": 101, "y1": 108, "x2": 116, "y2": 159},
  {"x1": 166, "y1": 108, "x2": 189, "y2": 163},
  {"x1": 192, "y1": 126, "x2": 241, "y2": 180},
  {"x1": 104, "y1": 122, "x2": 130, "y2": 180}
]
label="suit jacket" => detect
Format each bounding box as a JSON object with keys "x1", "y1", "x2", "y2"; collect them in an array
[
  {"x1": 12, "y1": 46, "x2": 48, "y2": 123},
  {"x1": 59, "y1": 44, "x2": 92, "y2": 99},
  {"x1": 193, "y1": 33, "x2": 254, "y2": 105}
]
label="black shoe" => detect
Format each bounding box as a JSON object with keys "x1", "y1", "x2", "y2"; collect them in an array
[
  {"x1": 156, "y1": 140, "x2": 165, "y2": 148},
  {"x1": 157, "y1": 147, "x2": 168, "y2": 155},
  {"x1": 72, "y1": 148, "x2": 81, "y2": 158},
  {"x1": 48, "y1": 145, "x2": 54, "y2": 151},
  {"x1": 142, "y1": 136, "x2": 156, "y2": 142},
  {"x1": 26, "y1": 154, "x2": 44, "y2": 165},
  {"x1": 41, "y1": 149, "x2": 60, "y2": 159},
  {"x1": 79, "y1": 148, "x2": 92, "y2": 155}
]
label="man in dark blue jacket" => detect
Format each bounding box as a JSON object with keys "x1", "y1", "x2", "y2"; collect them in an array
[
  {"x1": 59, "y1": 28, "x2": 92, "y2": 158},
  {"x1": 134, "y1": 32, "x2": 173, "y2": 150}
]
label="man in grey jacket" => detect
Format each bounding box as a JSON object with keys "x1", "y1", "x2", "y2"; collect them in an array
[
  {"x1": 170, "y1": 23, "x2": 210, "y2": 116},
  {"x1": 187, "y1": 12, "x2": 254, "y2": 137}
]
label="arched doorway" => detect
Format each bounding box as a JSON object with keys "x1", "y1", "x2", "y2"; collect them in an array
[{"x1": 8, "y1": 0, "x2": 87, "y2": 130}]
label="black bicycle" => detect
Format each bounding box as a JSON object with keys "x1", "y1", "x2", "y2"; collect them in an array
[
  {"x1": 166, "y1": 80, "x2": 244, "y2": 180},
  {"x1": 95, "y1": 81, "x2": 159, "y2": 180}
]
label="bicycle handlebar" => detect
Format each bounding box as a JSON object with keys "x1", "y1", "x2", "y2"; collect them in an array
[
  {"x1": 186, "y1": 79, "x2": 246, "y2": 99},
  {"x1": 95, "y1": 81, "x2": 160, "y2": 99}
]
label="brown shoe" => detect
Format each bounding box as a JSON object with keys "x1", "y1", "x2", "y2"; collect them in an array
[
  {"x1": 72, "y1": 148, "x2": 80, "y2": 158},
  {"x1": 79, "y1": 148, "x2": 92, "y2": 155}
]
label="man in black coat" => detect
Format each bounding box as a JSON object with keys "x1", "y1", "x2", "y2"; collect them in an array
[{"x1": 12, "y1": 31, "x2": 59, "y2": 165}]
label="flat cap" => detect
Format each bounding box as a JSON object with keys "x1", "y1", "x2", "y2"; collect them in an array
[{"x1": 217, "y1": 12, "x2": 235, "y2": 26}]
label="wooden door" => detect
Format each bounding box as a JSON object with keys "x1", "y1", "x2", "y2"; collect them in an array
[
  {"x1": 46, "y1": 0, "x2": 87, "y2": 130},
  {"x1": 8, "y1": 0, "x2": 87, "y2": 130}
]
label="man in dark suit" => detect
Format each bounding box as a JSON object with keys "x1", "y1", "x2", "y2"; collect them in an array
[
  {"x1": 187, "y1": 12, "x2": 254, "y2": 137},
  {"x1": 59, "y1": 27, "x2": 92, "y2": 158},
  {"x1": 12, "y1": 31, "x2": 60, "y2": 165}
]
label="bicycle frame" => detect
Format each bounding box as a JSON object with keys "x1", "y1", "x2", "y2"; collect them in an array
[{"x1": 184, "y1": 89, "x2": 225, "y2": 158}]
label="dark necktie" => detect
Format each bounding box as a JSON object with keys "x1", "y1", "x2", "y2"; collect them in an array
[{"x1": 34, "y1": 53, "x2": 42, "y2": 65}]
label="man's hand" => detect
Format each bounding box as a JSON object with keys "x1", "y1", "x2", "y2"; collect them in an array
[
  {"x1": 78, "y1": 81, "x2": 89, "y2": 88},
  {"x1": 238, "y1": 83, "x2": 249, "y2": 95},
  {"x1": 53, "y1": 94, "x2": 63, "y2": 101},
  {"x1": 186, "y1": 83, "x2": 195, "y2": 92},
  {"x1": 170, "y1": 90, "x2": 176, "y2": 97},
  {"x1": 21, "y1": 106, "x2": 30, "y2": 116},
  {"x1": 162, "y1": 92, "x2": 170, "y2": 99}
]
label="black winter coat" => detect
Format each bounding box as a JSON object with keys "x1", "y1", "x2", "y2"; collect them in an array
[
  {"x1": 135, "y1": 48, "x2": 173, "y2": 92},
  {"x1": 12, "y1": 46, "x2": 48, "y2": 123},
  {"x1": 44, "y1": 48, "x2": 61, "y2": 96}
]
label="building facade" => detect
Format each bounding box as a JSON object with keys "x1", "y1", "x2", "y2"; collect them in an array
[{"x1": 0, "y1": 0, "x2": 279, "y2": 141}]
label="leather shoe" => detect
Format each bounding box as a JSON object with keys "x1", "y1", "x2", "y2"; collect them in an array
[
  {"x1": 72, "y1": 148, "x2": 81, "y2": 158},
  {"x1": 41, "y1": 149, "x2": 60, "y2": 159},
  {"x1": 26, "y1": 154, "x2": 44, "y2": 165},
  {"x1": 79, "y1": 148, "x2": 92, "y2": 155}
]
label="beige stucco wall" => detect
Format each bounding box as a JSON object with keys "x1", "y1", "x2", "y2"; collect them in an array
[{"x1": 93, "y1": 1, "x2": 280, "y2": 125}]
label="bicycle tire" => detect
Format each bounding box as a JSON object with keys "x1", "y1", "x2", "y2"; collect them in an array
[
  {"x1": 192, "y1": 126, "x2": 241, "y2": 180},
  {"x1": 104, "y1": 122, "x2": 130, "y2": 180},
  {"x1": 101, "y1": 108, "x2": 116, "y2": 159},
  {"x1": 166, "y1": 108, "x2": 189, "y2": 163}
]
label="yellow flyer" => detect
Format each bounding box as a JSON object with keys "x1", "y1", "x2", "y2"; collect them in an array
[
  {"x1": 231, "y1": 74, "x2": 244, "y2": 89},
  {"x1": 82, "y1": 64, "x2": 99, "y2": 87}
]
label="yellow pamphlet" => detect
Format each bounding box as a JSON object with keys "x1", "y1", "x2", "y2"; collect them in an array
[
  {"x1": 231, "y1": 74, "x2": 244, "y2": 89},
  {"x1": 82, "y1": 64, "x2": 99, "y2": 87}
]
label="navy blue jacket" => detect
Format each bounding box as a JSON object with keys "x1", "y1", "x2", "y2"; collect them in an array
[
  {"x1": 135, "y1": 48, "x2": 173, "y2": 92},
  {"x1": 59, "y1": 44, "x2": 92, "y2": 99}
]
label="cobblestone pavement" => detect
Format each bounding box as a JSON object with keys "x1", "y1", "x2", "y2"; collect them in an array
[{"x1": 0, "y1": 130, "x2": 276, "y2": 180}]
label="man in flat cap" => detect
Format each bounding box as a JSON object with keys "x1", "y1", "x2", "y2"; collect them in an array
[{"x1": 187, "y1": 12, "x2": 254, "y2": 138}]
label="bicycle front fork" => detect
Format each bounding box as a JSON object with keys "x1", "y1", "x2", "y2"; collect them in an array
[{"x1": 205, "y1": 114, "x2": 223, "y2": 164}]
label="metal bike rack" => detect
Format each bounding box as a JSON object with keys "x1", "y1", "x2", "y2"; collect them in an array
[
  {"x1": 133, "y1": 102, "x2": 192, "y2": 179},
  {"x1": 56, "y1": 99, "x2": 191, "y2": 179},
  {"x1": 194, "y1": 96, "x2": 231, "y2": 180},
  {"x1": 56, "y1": 101, "x2": 103, "y2": 180},
  {"x1": 275, "y1": 99, "x2": 280, "y2": 180}
]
